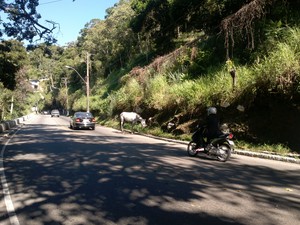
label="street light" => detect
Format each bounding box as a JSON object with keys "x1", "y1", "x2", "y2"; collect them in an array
[{"x1": 65, "y1": 65, "x2": 90, "y2": 112}]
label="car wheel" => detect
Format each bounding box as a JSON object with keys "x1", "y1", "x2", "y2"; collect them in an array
[{"x1": 91, "y1": 126, "x2": 95, "y2": 130}]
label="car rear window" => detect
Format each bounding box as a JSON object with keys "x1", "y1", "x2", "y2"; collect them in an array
[{"x1": 75, "y1": 112, "x2": 93, "y2": 118}]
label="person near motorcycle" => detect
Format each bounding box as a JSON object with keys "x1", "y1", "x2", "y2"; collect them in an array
[{"x1": 193, "y1": 107, "x2": 222, "y2": 150}]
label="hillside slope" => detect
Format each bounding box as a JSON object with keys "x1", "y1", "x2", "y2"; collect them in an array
[{"x1": 104, "y1": 27, "x2": 300, "y2": 155}]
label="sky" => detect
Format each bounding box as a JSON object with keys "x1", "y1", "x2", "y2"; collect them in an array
[{"x1": 37, "y1": 0, "x2": 119, "y2": 46}]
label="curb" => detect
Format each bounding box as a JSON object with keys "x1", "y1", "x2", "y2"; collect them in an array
[{"x1": 233, "y1": 149, "x2": 300, "y2": 164}]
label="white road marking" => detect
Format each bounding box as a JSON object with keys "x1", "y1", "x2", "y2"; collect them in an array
[{"x1": 1, "y1": 129, "x2": 21, "y2": 225}]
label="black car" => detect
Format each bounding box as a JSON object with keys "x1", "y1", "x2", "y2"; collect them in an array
[{"x1": 70, "y1": 112, "x2": 96, "y2": 130}]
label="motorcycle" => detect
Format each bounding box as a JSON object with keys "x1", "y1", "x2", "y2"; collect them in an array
[{"x1": 187, "y1": 125, "x2": 235, "y2": 162}]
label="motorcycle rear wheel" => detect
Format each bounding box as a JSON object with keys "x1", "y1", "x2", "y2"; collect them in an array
[
  {"x1": 217, "y1": 144, "x2": 231, "y2": 162},
  {"x1": 187, "y1": 141, "x2": 198, "y2": 156}
]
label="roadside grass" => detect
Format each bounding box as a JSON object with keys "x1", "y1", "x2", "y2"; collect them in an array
[
  {"x1": 155, "y1": 133, "x2": 298, "y2": 157},
  {"x1": 234, "y1": 140, "x2": 294, "y2": 155}
]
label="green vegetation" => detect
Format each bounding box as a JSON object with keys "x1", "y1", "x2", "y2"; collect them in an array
[
  {"x1": 0, "y1": 1, "x2": 57, "y2": 44},
  {"x1": 1, "y1": 0, "x2": 300, "y2": 155},
  {"x1": 236, "y1": 141, "x2": 292, "y2": 156},
  {"x1": 97, "y1": 23, "x2": 300, "y2": 156}
]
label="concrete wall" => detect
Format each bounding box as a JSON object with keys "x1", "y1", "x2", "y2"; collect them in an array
[{"x1": 0, "y1": 115, "x2": 31, "y2": 133}]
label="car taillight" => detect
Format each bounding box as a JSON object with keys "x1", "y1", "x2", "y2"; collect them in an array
[
  {"x1": 75, "y1": 118, "x2": 81, "y2": 122},
  {"x1": 91, "y1": 118, "x2": 96, "y2": 122},
  {"x1": 228, "y1": 133, "x2": 233, "y2": 139}
]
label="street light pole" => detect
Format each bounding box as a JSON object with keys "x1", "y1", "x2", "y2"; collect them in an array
[{"x1": 65, "y1": 65, "x2": 90, "y2": 112}]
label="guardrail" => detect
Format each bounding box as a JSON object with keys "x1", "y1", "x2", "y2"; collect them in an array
[{"x1": 0, "y1": 114, "x2": 32, "y2": 133}]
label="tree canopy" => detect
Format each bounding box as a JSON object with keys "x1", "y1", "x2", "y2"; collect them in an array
[
  {"x1": 0, "y1": 0, "x2": 61, "y2": 43},
  {"x1": 1, "y1": 0, "x2": 300, "y2": 128}
]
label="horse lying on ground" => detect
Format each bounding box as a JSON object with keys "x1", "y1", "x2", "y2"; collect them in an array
[{"x1": 120, "y1": 112, "x2": 147, "y2": 133}]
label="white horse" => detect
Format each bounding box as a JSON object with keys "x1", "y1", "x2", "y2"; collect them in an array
[{"x1": 120, "y1": 112, "x2": 146, "y2": 133}]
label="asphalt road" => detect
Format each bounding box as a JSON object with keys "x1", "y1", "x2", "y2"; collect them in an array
[{"x1": 0, "y1": 115, "x2": 299, "y2": 225}]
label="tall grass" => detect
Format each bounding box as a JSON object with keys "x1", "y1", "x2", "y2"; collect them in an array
[
  {"x1": 144, "y1": 75, "x2": 169, "y2": 110},
  {"x1": 103, "y1": 27, "x2": 300, "y2": 120},
  {"x1": 252, "y1": 27, "x2": 300, "y2": 95},
  {"x1": 108, "y1": 77, "x2": 144, "y2": 113}
]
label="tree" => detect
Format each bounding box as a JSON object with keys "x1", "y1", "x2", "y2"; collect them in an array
[
  {"x1": 0, "y1": 82, "x2": 13, "y2": 120},
  {"x1": 78, "y1": 0, "x2": 137, "y2": 76},
  {"x1": 218, "y1": 0, "x2": 300, "y2": 60},
  {"x1": 0, "y1": 40, "x2": 28, "y2": 90},
  {"x1": 130, "y1": 0, "x2": 174, "y2": 53},
  {"x1": 220, "y1": 0, "x2": 275, "y2": 59},
  {"x1": 0, "y1": 0, "x2": 73, "y2": 44}
]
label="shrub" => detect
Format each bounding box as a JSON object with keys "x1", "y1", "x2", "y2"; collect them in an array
[
  {"x1": 144, "y1": 75, "x2": 170, "y2": 110},
  {"x1": 109, "y1": 77, "x2": 144, "y2": 113}
]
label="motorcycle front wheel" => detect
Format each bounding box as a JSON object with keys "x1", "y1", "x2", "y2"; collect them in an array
[
  {"x1": 187, "y1": 141, "x2": 198, "y2": 156},
  {"x1": 217, "y1": 144, "x2": 231, "y2": 162}
]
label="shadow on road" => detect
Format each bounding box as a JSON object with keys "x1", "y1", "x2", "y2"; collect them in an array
[{"x1": 1, "y1": 123, "x2": 299, "y2": 225}]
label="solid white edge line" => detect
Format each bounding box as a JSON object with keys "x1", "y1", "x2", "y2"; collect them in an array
[{"x1": 1, "y1": 129, "x2": 21, "y2": 225}]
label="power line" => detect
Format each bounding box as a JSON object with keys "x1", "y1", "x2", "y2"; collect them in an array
[{"x1": 40, "y1": 0, "x2": 63, "y2": 5}]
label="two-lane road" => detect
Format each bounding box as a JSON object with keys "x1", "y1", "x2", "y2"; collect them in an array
[{"x1": 1, "y1": 115, "x2": 299, "y2": 225}]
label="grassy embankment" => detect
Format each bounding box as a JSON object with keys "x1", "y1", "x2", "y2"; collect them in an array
[{"x1": 98, "y1": 27, "x2": 300, "y2": 157}]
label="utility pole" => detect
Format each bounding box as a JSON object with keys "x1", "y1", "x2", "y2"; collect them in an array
[
  {"x1": 86, "y1": 52, "x2": 90, "y2": 112},
  {"x1": 62, "y1": 77, "x2": 69, "y2": 116}
]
